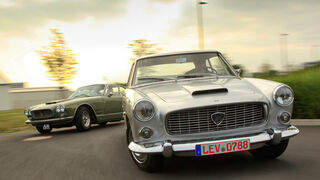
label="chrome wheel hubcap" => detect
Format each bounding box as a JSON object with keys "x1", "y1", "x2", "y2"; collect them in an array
[
  {"x1": 132, "y1": 152, "x2": 148, "y2": 163},
  {"x1": 128, "y1": 129, "x2": 147, "y2": 164},
  {"x1": 82, "y1": 111, "x2": 90, "y2": 128}
]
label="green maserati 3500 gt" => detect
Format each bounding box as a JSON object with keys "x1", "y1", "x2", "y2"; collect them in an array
[{"x1": 25, "y1": 84, "x2": 124, "y2": 134}]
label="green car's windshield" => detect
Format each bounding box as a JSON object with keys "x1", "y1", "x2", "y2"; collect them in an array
[
  {"x1": 132, "y1": 52, "x2": 236, "y2": 86},
  {"x1": 69, "y1": 84, "x2": 105, "y2": 99}
]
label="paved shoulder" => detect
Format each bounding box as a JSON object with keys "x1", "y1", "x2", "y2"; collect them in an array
[{"x1": 0, "y1": 125, "x2": 319, "y2": 180}]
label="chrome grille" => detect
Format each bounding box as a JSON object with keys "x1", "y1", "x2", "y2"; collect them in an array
[
  {"x1": 31, "y1": 109, "x2": 54, "y2": 120},
  {"x1": 166, "y1": 103, "x2": 266, "y2": 135}
]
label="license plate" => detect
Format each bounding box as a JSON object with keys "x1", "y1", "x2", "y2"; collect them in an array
[
  {"x1": 43, "y1": 124, "x2": 50, "y2": 130},
  {"x1": 195, "y1": 138, "x2": 250, "y2": 156}
]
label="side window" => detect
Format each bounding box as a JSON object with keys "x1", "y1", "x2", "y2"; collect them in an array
[
  {"x1": 107, "y1": 85, "x2": 120, "y2": 95},
  {"x1": 112, "y1": 87, "x2": 120, "y2": 95},
  {"x1": 120, "y1": 87, "x2": 125, "y2": 96},
  {"x1": 98, "y1": 87, "x2": 105, "y2": 95}
]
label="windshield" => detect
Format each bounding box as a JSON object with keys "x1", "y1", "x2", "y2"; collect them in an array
[
  {"x1": 132, "y1": 52, "x2": 235, "y2": 86},
  {"x1": 69, "y1": 84, "x2": 105, "y2": 99}
]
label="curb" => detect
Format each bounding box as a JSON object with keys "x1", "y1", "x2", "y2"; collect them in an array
[{"x1": 291, "y1": 119, "x2": 320, "y2": 126}]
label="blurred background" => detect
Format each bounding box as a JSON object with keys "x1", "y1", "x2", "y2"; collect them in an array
[{"x1": 0, "y1": 0, "x2": 320, "y2": 132}]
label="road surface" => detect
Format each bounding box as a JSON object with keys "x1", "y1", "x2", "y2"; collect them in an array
[{"x1": 0, "y1": 123, "x2": 319, "y2": 180}]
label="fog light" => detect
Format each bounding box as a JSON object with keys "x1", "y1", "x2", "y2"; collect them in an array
[
  {"x1": 139, "y1": 127, "x2": 153, "y2": 139},
  {"x1": 278, "y1": 112, "x2": 291, "y2": 124}
]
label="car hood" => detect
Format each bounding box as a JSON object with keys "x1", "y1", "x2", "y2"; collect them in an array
[
  {"x1": 30, "y1": 99, "x2": 72, "y2": 110},
  {"x1": 136, "y1": 77, "x2": 267, "y2": 104}
]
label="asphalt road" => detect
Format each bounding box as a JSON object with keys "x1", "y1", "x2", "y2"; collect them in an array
[{"x1": 0, "y1": 123, "x2": 319, "y2": 180}]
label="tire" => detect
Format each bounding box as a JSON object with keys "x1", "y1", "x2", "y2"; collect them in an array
[
  {"x1": 250, "y1": 139, "x2": 289, "y2": 160},
  {"x1": 36, "y1": 125, "x2": 52, "y2": 134},
  {"x1": 126, "y1": 127, "x2": 164, "y2": 172},
  {"x1": 75, "y1": 106, "x2": 92, "y2": 131}
]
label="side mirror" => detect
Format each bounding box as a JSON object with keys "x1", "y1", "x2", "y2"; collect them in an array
[
  {"x1": 107, "y1": 92, "x2": 113, "y2": 97},
  {"x1": 235, "y1": 69, "x2": 242, "y2": 76}
]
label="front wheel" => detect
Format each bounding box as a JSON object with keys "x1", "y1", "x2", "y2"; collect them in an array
[
  {"x1": 75, "y1": 106, "x2": 92, "y2": 131},
  {"x1": 250, "y1": 139, "x2": 289, "y2": 160},
  {"x1": 127, "y1": 127, "x2": 164, "y2": 172}
]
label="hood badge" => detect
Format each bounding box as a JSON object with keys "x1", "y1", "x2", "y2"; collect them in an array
[{"x1": 211, "y1": 112, "x2": 225, "y2": 126}]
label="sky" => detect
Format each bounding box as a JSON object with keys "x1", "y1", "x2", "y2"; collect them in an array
[{"x1": 0, "y1": 0, "x2": 320, "y2": 89}]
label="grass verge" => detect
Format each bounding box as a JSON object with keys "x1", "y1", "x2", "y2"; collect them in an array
[{"x1": 0, "y1": 109, "x2": 34, "y2": 133}]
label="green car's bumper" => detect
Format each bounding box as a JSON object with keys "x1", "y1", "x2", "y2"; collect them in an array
[{"x1": 25, "y1": 116, "x2": 74, "y2": 126}]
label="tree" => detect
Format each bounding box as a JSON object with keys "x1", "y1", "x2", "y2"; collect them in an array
[
  {"x1": 260, "y1": 63, "x2": 273, "y2": 73},
  {"x1": 38, "y1": 29, "x2": 78, "y2": 86},
  {"x1": 128, "y1": 39, "x2": 161, "y2": 62}
]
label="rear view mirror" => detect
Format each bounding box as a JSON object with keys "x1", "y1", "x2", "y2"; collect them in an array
[
  {"x1": 235, "y1": 69, "x2": 242, "y2": 76},
  {"x1": 107, "y1": 92, "x2": 113, "y2": 97}
]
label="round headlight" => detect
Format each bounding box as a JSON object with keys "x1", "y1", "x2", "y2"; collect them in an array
[
  {"x1": 56, "y1": 105, "x2": 65, "y2": 113},
  {"x1": 60, "y1": 105, "x2": 65, "y2": 113},
  {"x1": 273, "y1": 85, "x2": 294, "y2": 106},
  {"x1": 134, "y1": 100, "x2": 155, "y2": 121},
  {"x1": 24, "y1": 109, "x2": 31, "y2": 116},
  {"x1": 56, "y1": 106, "x2": 61, "y2": 113}
]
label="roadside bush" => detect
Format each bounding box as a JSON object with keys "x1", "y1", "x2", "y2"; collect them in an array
[{"x1": 269, "y1": 67, "x2": 320, "y2": 119}]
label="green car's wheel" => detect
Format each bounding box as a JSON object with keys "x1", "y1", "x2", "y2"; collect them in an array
[
  {"x1": 75, "y1": 106, "x2": 91, "y2": 131},
  {"x1": 127, "y1": 127, "x2": 164, "y2": 172},
  {"x1": 250, "y1": 139, "x2": 289, "y2": 160},
  {"x1": 36, "y1": 125, "x2": 52, "y2": 134}
]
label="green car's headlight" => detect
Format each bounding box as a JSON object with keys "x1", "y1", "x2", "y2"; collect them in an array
[
  {"x1": 273, "y1": 85, "x2": 294, "y2": 106},
  {"x1": 134, "y1": 100, "x2": 155, "y2": 121},
  {"x1": 56, "y1": 104, "x2": 65, "y2": 113},
  {"x1": 24, "y1": 109, "x2": 31, "y2": 116}
]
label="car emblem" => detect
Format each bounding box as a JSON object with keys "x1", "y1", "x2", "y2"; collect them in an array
[
  {"x1": 211, "y1": 112, "x2": 225, "y2": 126},
  {"x1": 40, "y1": 111, "x2": 44, "y2": 117}
]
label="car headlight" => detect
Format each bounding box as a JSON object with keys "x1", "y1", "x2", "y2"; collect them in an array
[
  {"x1": 24, "y1": 109, "x2": 31, "y2": 116},
  {"x1": 56, "y1": 104, "x2": 65, "y2": 113},
  {"x1": 273, "y1": 85, "x2": 294, "y2": 106},
  {"x1": 134, "y1": 100, "x2": 155, "y2": 121}
]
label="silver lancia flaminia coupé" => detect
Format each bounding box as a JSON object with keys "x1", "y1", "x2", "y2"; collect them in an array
[{"x1": 122, "y1": 50, "x2": 299, "y2": 172}]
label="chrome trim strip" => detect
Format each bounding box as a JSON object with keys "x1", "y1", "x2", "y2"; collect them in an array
[
  {"x1": 128, "y1": 125, "x2": 299, "y2": 154},
  {"x1": 96, "y1": 112, "x2": 122, "y2": 117},
  {"x1": 25, "y1": 116, "x2": 73, "y2": 125},
  {"x1": 128, "y1": 142, "x2": 164, "y2": 153}
]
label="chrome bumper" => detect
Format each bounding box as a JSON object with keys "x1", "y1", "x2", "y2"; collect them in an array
[
  {"x1": 25, "y1": 116, "x2": 73, "y2": 125},
  {"x1": 128, "y1": 125, "x2": 300, "y2": 157}
]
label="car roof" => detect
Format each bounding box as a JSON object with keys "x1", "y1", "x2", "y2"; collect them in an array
[{"x1": 135, "y1": 50, "x2": 220, "y2": 62}]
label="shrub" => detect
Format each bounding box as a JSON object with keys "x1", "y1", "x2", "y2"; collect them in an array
[{"x1": 268, "y1": 67, "x2": 320, "y2": 119}]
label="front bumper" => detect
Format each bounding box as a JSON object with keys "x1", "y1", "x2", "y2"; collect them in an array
[
  {"x1": 128, "y1": 125, "x2": 300, "y2": 157},
  {"x1": 25, "y1": 116, "x2": 74, "y2": 125}
]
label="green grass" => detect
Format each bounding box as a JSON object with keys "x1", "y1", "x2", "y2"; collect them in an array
[
  {"x1": 267, "y1": 66, "x2": 320, "y2": 119},
  {"x1": 0, "y1": 109, "x2": 34, "y2": 133}
]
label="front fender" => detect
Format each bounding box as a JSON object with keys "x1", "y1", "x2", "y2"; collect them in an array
[{"x1": 244, "y1": 78, "x2": 294, "y2": 127}]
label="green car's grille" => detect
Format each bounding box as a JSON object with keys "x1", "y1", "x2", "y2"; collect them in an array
[
  {"x1": 31, "y1": 109, "x2": 54, "y2": 120},
  {"x1": 166, "y1": 102, "x2": 266, "y2": 135}
]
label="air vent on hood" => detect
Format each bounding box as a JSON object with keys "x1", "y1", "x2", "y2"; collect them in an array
[
  {"x1": 192, "y1": 88, "x2": 228, "y2": 96},
  {"x1": 45, "y1": 101, "x2": 57, "y2": 105}
]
